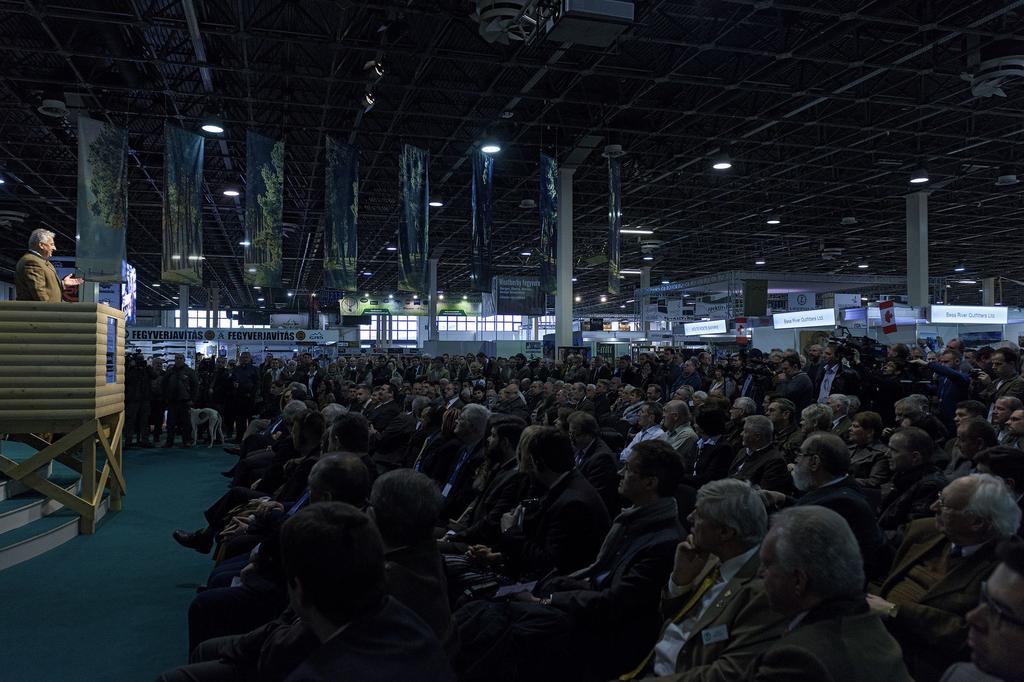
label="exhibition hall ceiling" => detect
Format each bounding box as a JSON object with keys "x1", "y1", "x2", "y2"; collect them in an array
[{"x1": 1, "y1": 0, "x2": 1023, "y2": 311}]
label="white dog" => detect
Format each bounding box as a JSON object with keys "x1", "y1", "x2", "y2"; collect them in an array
[{"x1": 190, "y1": 408, "x2": 224, "y2": 447}]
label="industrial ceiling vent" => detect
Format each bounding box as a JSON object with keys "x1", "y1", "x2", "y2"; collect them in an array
[
  {"x1": 962, "y1": 40, "x2": 1024, "y2": 98},
  {"x1": 475, "y1": 0, "x2": 534, "y2": 44}
]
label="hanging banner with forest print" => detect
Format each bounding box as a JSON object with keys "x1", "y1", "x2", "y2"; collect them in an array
[
  {"x1": 76, "y1": 116, "x2": 128, "y2": 282},
  {"x1": 161, "y1": 124, "x2": 205, "y2": 285},
  {"x1": 244, "y1": 130, "x2": 284, "y2": 287}
]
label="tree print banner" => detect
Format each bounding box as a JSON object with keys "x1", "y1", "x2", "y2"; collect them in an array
[
  {"x1": 161, "y1": 124, "x2": 205, "y2": 285},
  {"x1": 608, "y1": 156, "x2": 622, "y2": 295},
  {"x1": 76, "y1": 116, "x2": 127, "y2": 282},
  {"x1": 471, "y1": 150, "x2": 493, "y2": 292},
  {"x1": 398, "y1": 144, "x2": 429, "y2": 293},
  {"x1": 244, "y1": 130, "x2": 284, "y2": 287},
  {"x1": 539, "y1": 153, "x2": 558, "y2": 296},
  {"x1": 323, "y1": 138, "x2": 359, "y2": 292}
]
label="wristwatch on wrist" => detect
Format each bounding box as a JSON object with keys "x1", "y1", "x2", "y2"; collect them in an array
[
  {"x1": 540, "y1": 596, "x2": 553, "y2": 606},
  {"x1": 887, "y1": 603, "x2": 899, "y2": 619}
]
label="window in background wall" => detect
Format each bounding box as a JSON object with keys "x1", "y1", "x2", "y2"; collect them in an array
[
  {"x1": 359, "y1": 316, "x2": 380, "y2": 341},
  {"x1": 174, "y1": 310, "x2": 269, "y2": 329}
]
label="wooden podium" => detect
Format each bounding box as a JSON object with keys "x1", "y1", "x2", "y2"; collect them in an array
[{"x1": 0, "y1": 301, "x2": 126, "y2": 533}]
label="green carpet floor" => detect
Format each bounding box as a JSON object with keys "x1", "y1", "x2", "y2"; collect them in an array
[{"x1": 0, "y1": 443, "x2": 235, "y2": 681}]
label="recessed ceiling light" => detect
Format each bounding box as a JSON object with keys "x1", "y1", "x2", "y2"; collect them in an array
[
  {"x1": 239, "y1": 240, "x2": 251, "y2": 246},
  {"x1": 574, "y1": 296, "x2": 581, "y2": 302},
  {"x1": 711, "y1": 152, "x2": 732, "y2": 170},
  {"x1": 428, "y1": 200, "x2": 443, "y2": 207},
  {"x1": 620, "y1": 229, "x2": 654, "y2": 235},
  {"x1": 520, "y1": 251, "x2": 532, "y2": 256},
  {"x1": 0, "y1": 178, "x2": 6, "y2": 185},
  {"x1": 223, "y1": 189, "x2": 240, "y2": 197},
  {"x1": 765, "y1": 214, "x2": 781, "y2": 225},
  {"x1": 438, "y1": 294, "x2": 444, "y2": 300},
  {"x1": 386, "y1": 245, "x2": 398, "y2": 251},
  {"x1": 755, "y1": 259, "x2": 766, "y2": 265},
  {"x1": 642, "y1": 255, "x2": 654, "y2": 261},
  {"x1": 254, "y1": 286, "x2": 261, "y2": 290},
  {"x1": 287, "y1": 291, "x2": 294, "y2": 297},
  {"x1": 620, "y1": 304, "x2": 626, "y2": 309},
  {"x1": 857, "y1": 263, "x2": 869, "y2": 269},
  {"x1": 363, "y1": 271, "x2": 373, "y2": 276},
  {"x1": 187, "y1": 255, "x2": 204, "y2": 261},
  {"x1": 481, "y1": 143, "x2": 501, "y2": 154},
  {"x1": 171, "y1": 296, "x2": 179, "y2": 300},
  {"x1": 461, "y1": 295, "x2": 468, "y2": 300},
  {"x1": 257, "y1": 297, "x2": 265, "y2": 302},
  {"x1": 571, "y1": 277, "x2": 578, "y2": 282},
  {"x1": 248, "y1": 267, "x2": 256, "y2": 272},
  {"x1": 200, "y1": 122, "x2": 224, "y2": 134},
  {"x1": 152, "y1": 283, "x2": 161, "y2": 287},
  {"x1": 661, "y1": 280, "x2": 670, "y2": 284},
  {"x1": 171, "y1": 254, "x2": 181, "y2": 260},
  {"x1": 909, "y1": 166, "x2": 929, "y2": 184},
  {"x1": 954, "y1": 265, "x2": 966, "y2": 272},
  {"x1": 619, "y1": 269, "x2": 642, "y2": 275},
  {"x1": 600, "y1": 296, "x2": 607, "y2": 303}
]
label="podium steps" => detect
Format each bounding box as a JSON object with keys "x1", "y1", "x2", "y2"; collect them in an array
[{"x1": 0, "y1": 441, "x2": 108, "y2": 571}]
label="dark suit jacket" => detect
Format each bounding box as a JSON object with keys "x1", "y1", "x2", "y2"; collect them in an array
[
  {"x1": 15, "y1": 251, "x2": 62, "y2": 302},
  {"x1": 831, "y1": 416, "x2": 852, "y2": 442},
  {"x1": 384, "y1": 542, "x2": 455, "y2": 656},
  {"x1": 746, "y1": 598, "x2": 912, "y2": 681},
  {"x1": 370, "y1": 412, "x2": 417, "y2": 471},
  {"x1": 576, "y1": 438, "x2": 622, "y2": 517},
  {"x1": 682, "y1": 440, "x2": 733, "y2": 489},
  {"x1": 436, "y1": 439, "x2": 486, "y2": 522},
  {"x1": 499, "y1": 470, "x2": 610, "y2": 579},
  {"x1": 366, "y1": 400, "x2": 401, "y2": 433},
  {"x1": 728, "y1": 445, "x2": 792, "y2": 494},
  {"x1": 791, "y1": 476, "x2": 886, "y2": 581},
  {"x1": 282, "y1": 597, "x2": 454, "y2": 682},
  {"x1": 458, "y1": 459, "x2": 531, "y2": 546},
  {"x1": 573, "y1": 397, "x2": 596, "y2": 414},
  {"x1": 878, "y1": 465, "x2": 946, "y2": 532},
  {"x1": 874, "y1": 519, "x2": 1001, "y2": 682}
]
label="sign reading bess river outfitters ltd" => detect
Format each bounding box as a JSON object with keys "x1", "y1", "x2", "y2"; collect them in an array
[
  {"x1": 929, "y1": 305, "x2": 1008, "y2": 325},
  {"x1": 772, "y1": 308, "x2": 837, "y2": 330}
]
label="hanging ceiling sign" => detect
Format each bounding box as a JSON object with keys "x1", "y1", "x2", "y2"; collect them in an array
[
  {"x1": 683, "y1": 319, "x2": 728, "y2": 335},
  {"x1": 929, "y1": 305, "x2": 1008, "y2": 325},
  {"x1": 772, "y1": 308, "x2": 837, "y2": 330}
]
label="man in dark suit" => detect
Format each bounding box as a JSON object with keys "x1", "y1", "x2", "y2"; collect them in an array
[
  {"x1": 365, "y1": 383, "x2": 401, "y2": 433},
  {"x1": 879, "y1": 426, "x2": 947, "y2": 536},
  {"x1": 747, "y1": 506, "x2": 912, "y2": 681},
  {"x1": 766, "y1": 432, "x2": 885, "y2": 581},
  {"x1": 15, "y1": 228, "x2": 81, "y2": 302},
  {"x1": 727, "y1": 415, "x2": 792, "y2": 493},
  {"x1": 568, "y1": 411, "x2": 622, "y2": 517},
  {"x1": 825, "y1": 393, "x2": 853, "y2": 442},
  {"x1": 682, "y1": 407, "x2": 733, "y2": 489},
  {"x1": 468, "y1": 427, "x2": 610, "y2": 579},
  {"x1": 868, "y1": 474, "x2": 1022, "y2": 681},
  {"x1": 569, "y1": 381, "x2": 596, "y2": 414},
  {"x1": 973, "y1": 347, "x2": 1024, "y2": 411},
  {"x1": 813, "y1": 343, "x2": 860, "y2": 405},
  {"x1": 590, "y1": 356, "x2": 612, "y2": 384}
]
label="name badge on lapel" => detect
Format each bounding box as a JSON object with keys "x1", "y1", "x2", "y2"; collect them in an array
[{"x1": 701, "y1": 624, "x2": 729, "y2": 645}]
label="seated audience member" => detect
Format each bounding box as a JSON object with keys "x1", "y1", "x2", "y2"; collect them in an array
[
  {"x1": 974, "y1": 446, "x2": 1024, "y2": 534},
  {"x1": 723, "y1": 397, "x2": 757, "y2": 453},
  {"x1": 878, "y1": 426, "x2": 948, "y2": 536},
  {"x1": 224, "y1": 399, "x2": 307, "y2": 484},
  {"x1": 766, "y1": 398, "x2": 803, "y2": 463},
  {"x1": 942, "y1": 539, "x2": 1024, "y2": 682},
  {"x1": 466, "y1": 427, "x2": 610, "y2": 580},
  {"x1": 434, "y1": 404, "x2": 491, "y2": 521},
  {"x1": 825, "y1": 393, "x2": 853, "y2": 441},
  {"x1": 947, "y1": 417, "x2": 999, "y2": 479},
  {"x1": 682, "y1": 407, "x2": 733, "y2": 489},
  {"x1": 443, "y1": 418, "x2": 531, "y2": 547},
  {"x1": 255, "y1": 411, "x2": 326, "y2": 506},
  {"x1": 160, "y1": 500, "x2": 453, "y2": 682},
  {"x1": 766, "y1": 432, "x2": 886, "y2": 581},
  {"x1": 726, "y1": 415, "x2": 791, "y2": 494},
  {"x1": 890, "y1": 394, "x2": 950, "y2": 451},
  {"x1": 620, "y1": 402, "x2": 668, "y2": 463},
  {"x1": 185, "y1": 453, "x2": 372, "y2": 656},
  {"x1": 847, "y1": 410, "x2": 892, "y2": 489},
  {"x1": 367, "y1": 396, "x2": 417, "y2": 475},
  {"x1": 799, "y1": 402, "x2": 832, "y2": 439},
  {"x1": 567, "y1": 411, "x2": 622, "y2": 517},
  {"x1": 869, "y1": 474, "x2": 1022, "y2": 681},
  {"x1": 661, "y1": 400, "x2": 698, "y2": 463},
  {"x1": 460, "y1": 439, "x2": 686, "y2": 680},
  {"x1": 624, "y1": 479, "x2": 786, "y2": 681},
  {"x1": 1004, "y1": 408, "x2": 1024, "y2": 450},
  {"x1": 746, "y1": 506, "x2": 912, "y2": 681}
]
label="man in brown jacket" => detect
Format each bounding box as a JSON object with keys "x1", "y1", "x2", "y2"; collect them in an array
[
  {"x1": 621, "y1": 478, "x2": 785, "y2": 680},
  {"x1": 15, "y1": 228, "x2": 81, "y2": 302},
  {"x1": 747, "y1": 506, "x2": 912, "y2": 681},
  {"x1": 868, "y1": 474, "x2": 1022, "y2": 681}
]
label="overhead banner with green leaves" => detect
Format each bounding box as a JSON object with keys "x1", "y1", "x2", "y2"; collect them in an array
[
  {"x1": 76, "y1": 116, "x2": 127, "y2": 282},
  {"x1": 338, "y1": 294, "x2": 480, "y2": 316},
  {"x1": 161, "y1": 124, "x2": 205, "y2": 285},
  {"x1": 471, "y1": 150, "x2": 493, "y2": 291},
  {"x1": 323, "y1": 138, "x2": 359, "y2": 291},
  {"x1": 608, "y1": 156, "x2": 621, "y2": 295},
  {"x1": 539, "y1": 153, "x2": 558, "y2": 296},
  {"x1": 398, "y1": 144, "x2": 429, "y2": 293},
  {"x1": 244, "y1": 130, "x2": 284, "y2": 287}
]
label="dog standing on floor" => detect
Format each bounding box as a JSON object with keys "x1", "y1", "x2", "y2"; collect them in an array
[{"x1": 189, "y1": 408, "x2": 224, "y2": 447}]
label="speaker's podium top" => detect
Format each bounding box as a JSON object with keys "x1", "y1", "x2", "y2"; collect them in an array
[{"x1": 0, "y1": 302, "x2": 126, "y2": 433}]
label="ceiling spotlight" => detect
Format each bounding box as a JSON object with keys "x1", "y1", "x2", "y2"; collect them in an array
[
  {"x1": 363, "y1": 271, "x2": 373, "y2": 276},
  {"x1": 0, "y1": 177, "x2": 6, "y2": 185},
  {"x1": 481, "y1": 142, "x2": 501, "y2": 154},
  {"x1": 171, "y1": 254, "x2": 181, "y2": 260},
  {"x1": 239, "y1": 240, "x2": 251, "y2": 246},
  {"x1": 600, "y1": 295, "x2": 607, "y2": 303},
  {"x1": 362, "y1": 90, "x2": 376, "y2": 109},
  {"x1": 711, "y1": 152, "x2": 732, "y2": 170},
  {"x1": 152, "y1": 283, "x2": 161, "y2": 287},
  {"x1": 171, "y1": 296, "x2": 179, "y2": 300},
  {"x1": 620, "y1": 305, "x2": 626, "y2": 309},
  {"x1": 287, "y1": 291, "x2": 294, "y2": 297},
  {"x1": 363, "y1": 59, "x2": 384, "y2": 78},
  {"x1": 642, "y1": 255, "x2": 654, "y2": 261},
  {"x1": 661, "y1": 280, "x2": 670, "y2": 284},
  {"x1": 954, "y1": 265, "x2": 966, "y2": 272},
  {"x1": 620, "y1": 229, "x2": 654, "y2": 235},
  {"x1": 520, "y1": 251, "x2": 532, "y2": 256},
  {"x1": 438, "y1": 294, "x2": 444, "y2": 300},
  {"x1": 755, "y1": 259, "x2": 766, "y2": 265},
  {"x1": 200, "y1": 118, "x2": 224, "y2": 134},
  {"x1": 619, "y1": 269, "x2": 642, "y2": 275},
  {"x1": 386, "y1": 245, "x2": 398, "y2": 251},
  {"x1": 187, "y1": 255, "x2": 204, "y2": 261},
  {"x1": 461, "y1": 295, "x2": 468, "y2": 300},
  {"x1": 223, "y1": 189, "x2": 240, "y2": 197},
  {"x1": 574, "y1": 295, "x2": 581, "y2": 302},
  {"x1": 428, "y1": 200, "x2": 443, "y2": 207},
  {"x1": 857, "y1": 263, "x2": 869, "y2": 269},
  {"x1": 248, "y1": 267, "x2": 256, "y2": 273},
  {"x1": 257, "y1": 297, "x2": 265, "y2": 302},
  {"x1": 571, "y1": 277, "x2": 578, "y2": 283},
  {"x1": 388, "y1": 293, "x2": 394, "y2": 299},
  {"x1": 765, "y1": 214, "x2": 781, "y2": 225},
  {"x1": 909, "y1": 166, "x2": 929, "y2": 184},
  {"x1": 254, "y1": 286, "x2": 261, "y2": 290}
]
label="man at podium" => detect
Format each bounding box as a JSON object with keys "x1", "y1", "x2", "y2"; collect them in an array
[{"x1": 15, "y1": 228, "x2": 83, "y2": 302}]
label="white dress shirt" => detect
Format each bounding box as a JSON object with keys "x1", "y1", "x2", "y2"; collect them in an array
[{"x1": 620, "y1": 424, "x2": 667, "y2": 462}]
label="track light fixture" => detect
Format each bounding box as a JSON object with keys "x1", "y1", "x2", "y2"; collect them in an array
[
  {"x1": 711, "y1": 152, "x2": 732, "y2": 170},
  {"x1": 909, "y1": 166, "x2": 929, "y2": 184}
]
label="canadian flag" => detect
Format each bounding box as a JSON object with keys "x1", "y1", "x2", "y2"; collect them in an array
[
  {"x1": 879, "y1": 300, "x2": 897, "y2": 334},
  {"x1": 734, "y1": 317, "x2": 749, "y2": 345}
]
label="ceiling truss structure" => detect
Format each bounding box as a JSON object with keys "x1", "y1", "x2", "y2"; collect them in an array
[{"x1": 2, "y1": 0, "x2": 1024, "y2": 314}]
